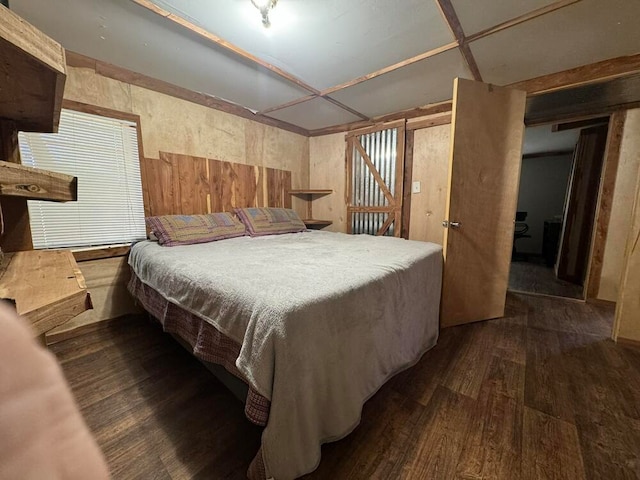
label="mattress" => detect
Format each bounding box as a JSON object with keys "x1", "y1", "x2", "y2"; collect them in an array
[{"x1": 129, "y1": 230, "x2": 443, "y2": 479}]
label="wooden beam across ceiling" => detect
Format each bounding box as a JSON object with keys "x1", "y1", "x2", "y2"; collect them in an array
[
  {"x1": 65, "y1": 50, "x2": 311, "y2": 137},
  {"x1": 466, "y1": 0, "x2": 582, "y2": 43},
  {"x1": 510, "y1": 54, "x2": 640, "y2": 96},
  {"x1": 263, "y1": 0, "x2": 582, "y2": 115},
  {"x1": 130, "y1": 0, "x2": 369, "y2": 122},
  {"x1": 434, "y1": 0, "x2": 482, "y2": 82},
  {"x1": 258, "y1": 42, "x2": 458, "y2": 115}
]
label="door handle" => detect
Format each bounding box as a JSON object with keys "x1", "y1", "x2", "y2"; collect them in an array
[{"x1": 442, "y1": 221, "x2": 461, "y2": 229}]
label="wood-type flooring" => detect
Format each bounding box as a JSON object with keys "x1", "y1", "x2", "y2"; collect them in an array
[{"x1": 50, "y1": 293, "x2": 640, "y2": 479}]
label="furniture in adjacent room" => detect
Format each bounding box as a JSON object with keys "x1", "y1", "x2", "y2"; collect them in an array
[
  {"x1": 512, "y1": 211, "x2": 531, "y2": 261},
  {"x1": 543, "y1": 218, "x2": 563, "y2": 267},
  {"x1": 0, "y1": 5, "x2": 91, "y2": 339},
  {"x1": 288, "y1": 189, "x2": 333, "y2": 229}
]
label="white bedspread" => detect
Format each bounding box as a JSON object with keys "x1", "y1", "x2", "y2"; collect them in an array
[{"x1": 129, "y1": 231, "x2": 442, "y2": 479}]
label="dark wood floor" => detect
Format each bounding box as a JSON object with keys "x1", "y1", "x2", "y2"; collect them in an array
[
  {"x1": 50, "y1": 293, "x2": 640, "y2": 480},
  {"x1": 509, "y1": 260, "x2": 584, "y2": 299}
]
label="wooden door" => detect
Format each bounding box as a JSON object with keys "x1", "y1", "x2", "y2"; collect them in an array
[
  {"x1": 441, "y1": 78, "x2": 527, "y2": 328},
  {"x1": 556, "y1": 124, "x2": 608, "y2": 285},
  {"x1": 346, "y1": 121, "x2": 405, "y2": 236}
]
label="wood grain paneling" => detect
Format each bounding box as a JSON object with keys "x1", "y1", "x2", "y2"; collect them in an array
[
  {"x1": 141, "y1": 153, "x2": 292, "y2": 217},
  {"x1": 599, "y1": 109, "x2": 640, "y2": 303},
  {"x1": 587, "y1": 113, "x2": 623, "y2": 300},
  {"x1": 441, "y1": 79, "x2": 526, "y2": 327},
  {"x1": 46, "y1": 256, "x2": 141, "y2": 339},
  {"x1": 408, "y1": 124, "x2": 450, "y2": 245}
]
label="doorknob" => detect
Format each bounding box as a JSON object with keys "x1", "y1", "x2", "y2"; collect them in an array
[{"x1": 442, "y1": 220, "x2": 461, "y2": 229}]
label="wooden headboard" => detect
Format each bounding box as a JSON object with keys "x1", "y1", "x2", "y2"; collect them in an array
[{"x1": 140, "y1": 152, "x2": 292, "y2": 217}]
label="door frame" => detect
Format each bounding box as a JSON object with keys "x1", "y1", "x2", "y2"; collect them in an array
[{"x1": 512, "y1": 110, "x2": 627, "y2": 311}]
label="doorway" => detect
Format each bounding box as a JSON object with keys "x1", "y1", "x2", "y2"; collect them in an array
[{"x1": 509, "y1": 118, "x2": 609, "y2": 299}]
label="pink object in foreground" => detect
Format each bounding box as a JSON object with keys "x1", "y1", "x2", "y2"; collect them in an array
[{"x1": 0, "y1": 301, "x2": 111, "y2": 480}]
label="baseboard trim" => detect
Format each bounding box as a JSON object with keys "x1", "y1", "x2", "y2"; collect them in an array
[
  {"x1": 617, "y1": 336, "x2": 640, "y2": 349},
  {"x1": 586, "y1": 298, "x2": 617, "y2": 308},
  {"x1": 45, "y1": 315, "x2": 142, "y2": 345}
]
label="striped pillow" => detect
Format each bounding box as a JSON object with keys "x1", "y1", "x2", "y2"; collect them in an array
[
  {"x1": 146, "y1": 213, "x2": 246, "y2": 246},
  {"x1": 235, "y1": 207, "x2": 306, "y2": 237}
]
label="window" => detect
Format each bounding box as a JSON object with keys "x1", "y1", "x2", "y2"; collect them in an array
[{"x1": 18, "y1": 108, "x2": 146, "y2": 249}]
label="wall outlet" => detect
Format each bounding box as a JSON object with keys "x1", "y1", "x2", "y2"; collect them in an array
[{"x1": 412, "y1": 181, "x2": 421, "y2": 194}]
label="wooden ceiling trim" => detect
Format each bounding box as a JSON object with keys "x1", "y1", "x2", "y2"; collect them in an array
[
  {"x1": 434, "y1": 0, "x2": 482, "y2": 81},
  {"x1": 65, "y1": 51, "x2": 310, "y2": 137},
  {"x1": 131, "y1": 0, "x2": 320, "y2": 96},
  {"x1": 509, "y1": 54, "x2": 640, "y2": 96},
  {"x1": 309, "y1": 100, "x2": 453, "y2": 137},
  {"x1": 322, "y1": 97, "x2": 370, "y2": 121},
  {"x1": 259, "y1": 94, "x2": 318, "y2": 114},
  {"x1": 522, "y1": 149, "x2": 574, "y2": 160},
  {"x1": 466, "y1": 0, "x2": 581, "y2": 43},
  {"x1": 552, "y1": 116, "x2": 609, "y2": 132},
  {"x1": 320, "y1": 42, "x2": 459, "y2": 97},
  {"x1": 131, "y1": 1, "x2": 370, "y2": 125}
]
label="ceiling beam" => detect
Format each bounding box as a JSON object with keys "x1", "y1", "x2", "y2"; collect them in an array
[
  {"x1": 130, "y1": 0, "x2": 320, "y2": 95},
  {"x1": 65, "y1": 50, "x2": 310, "y2": 137},
  {"x1": 434, "y1": 0, "x2": 482, "y2": 82},
  {"x1": 466, "y1": 0, "x2": 581, "y2": 43},
  {"x1": 509, "y1": 53, "x2": 640, "y2": 95},
  {"x1": 320, "y1": 42, "x2": 459, "y2": 96},
  {"x1": 260, "y1": 42, "x2": 458, "y2": 115},
  {"x1": 522, "y1": 150, "x2": 574, "y2": 159},
  {"x1": 552, "y1": 116, "x2": 609, "y2": 132},
  {"x1": 259, "y1": 95, "x2": 317, "y2": 115},
  {"x1": 130, "y1": 0, "x2": 370, "y2": 123},
  {"x1": 309, "y1": 100, "x2": 453, "y2": 137}
]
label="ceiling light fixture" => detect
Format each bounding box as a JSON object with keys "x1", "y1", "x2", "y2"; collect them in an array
[{"x1": 251, "y1": 0, "x2": 278, "y2": 28}]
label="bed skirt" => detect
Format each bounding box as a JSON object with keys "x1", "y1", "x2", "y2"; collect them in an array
[{"x1": 128, "y1": 272, "x2": 268, "y2": 479}]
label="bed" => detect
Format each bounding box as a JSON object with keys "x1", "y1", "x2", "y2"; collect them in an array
[{"x1": 128, "y1": 229, "x2": 442, "y2": 480}]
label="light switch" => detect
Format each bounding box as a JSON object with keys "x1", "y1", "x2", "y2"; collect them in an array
[{"x1": 412, "y1": 181, "x2": 421, "y2": 194}]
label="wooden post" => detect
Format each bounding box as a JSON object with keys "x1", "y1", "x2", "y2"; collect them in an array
[{"x1": 0, "y1": 119, "x2": 33, "y2": 252}]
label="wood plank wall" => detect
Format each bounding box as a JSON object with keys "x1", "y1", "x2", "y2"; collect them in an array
[{"x1": 140, "y1": 153, "x2": 292, "y2": 217}]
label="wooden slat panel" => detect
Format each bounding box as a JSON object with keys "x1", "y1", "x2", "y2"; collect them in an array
[
  {"x1": 143, "y1": 153, "x2": 293, "y2": 217},
  {"x1": 233, "y1": 162, "x2": 257, "y2": 209},
  {"x1": 142, "y1": 157, "x2": 175, "y2": 216},
  {"x1": 178, "y1": 154, "x2": 208, "y2": 215}
]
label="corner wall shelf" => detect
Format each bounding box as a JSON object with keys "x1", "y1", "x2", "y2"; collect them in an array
[{"x1": 288, "y1": 189, "x2": 333, "y2": 229}]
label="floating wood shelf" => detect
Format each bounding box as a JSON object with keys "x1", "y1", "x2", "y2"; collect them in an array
[
  {"x1": 0, "y1": 160, "x2": 77, "y2": 201},
  {"x1": 0, "y1": 5, "x2": 66, "y2": 133},
  {"x1": 289, "y1": 189, "x2": 334, "y2": 230},
  {"x1": 0, "y1": 250, "x2": 92, "y2": 336},
  {"x1": 302, "y1": 219, "x2": 333, "y2": 228},
  {"x1": 289, "y1": 189, "x2": 333, "y2": 196}
]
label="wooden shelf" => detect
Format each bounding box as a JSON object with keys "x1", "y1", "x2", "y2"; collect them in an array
[
  {"x1": 0, "y1": 160, "x2": 77, "y2": 201},
  {"x1": 289, "y1": 188, "x2": 334, "y2": 230},
  {"x1": 0, "y1": 250, "x2": 91, "y2": 336},
  {"x1": 0, "y1": 4, "x2": 66, "y2": 133},
  {"x1": 303, "y1": 219, "x2": 333, "y2": 228},
  {"x1": 289, "y1": 189, "x2": 333, "y2": 196}
]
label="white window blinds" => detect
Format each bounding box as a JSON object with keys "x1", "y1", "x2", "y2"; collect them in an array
[{"x1": 18, "y1": 109, "x2": 146, "y2": 249}]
